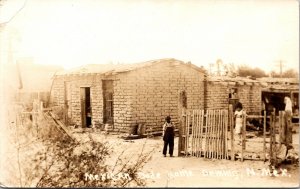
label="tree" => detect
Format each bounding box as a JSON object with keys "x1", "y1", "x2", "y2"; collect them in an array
[
  {"x1": 282, "y1": 69, "x2": 299, "y2": 78},
  {"x1": 237, "y1": 65, "x2": 267, "y2": 78},
  {"x1": 270, "y1": 69, "x2": 299, "y2": 78}
]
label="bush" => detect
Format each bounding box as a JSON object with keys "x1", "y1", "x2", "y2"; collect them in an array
[{"x1": 26, "y1": 129, "x2": 153, "y2": 187}]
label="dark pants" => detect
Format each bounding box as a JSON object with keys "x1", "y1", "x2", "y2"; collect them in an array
[{"x1": 163, "y1": 140, "x2": 174, "y2": 156}]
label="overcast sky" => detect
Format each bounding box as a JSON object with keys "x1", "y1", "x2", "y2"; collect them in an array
[{"x1": 1, "y1": 0, "x2": 299, "y2": 72}]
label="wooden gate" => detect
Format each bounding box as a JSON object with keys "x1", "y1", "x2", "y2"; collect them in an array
[
  {"x1": 179, "y1": 108, "x2": 292, "y2": 164},
  {"x1": 179, "y1": 109, "x2": 230, "y2": 160}
]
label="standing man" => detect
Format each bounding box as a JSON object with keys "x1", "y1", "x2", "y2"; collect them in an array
[
  {"x1": 162, "y1": 116, "x2": 175, "y2": 157},
  {"x1": 283, "y1": 96, "x2": 293, "y2": 150}
]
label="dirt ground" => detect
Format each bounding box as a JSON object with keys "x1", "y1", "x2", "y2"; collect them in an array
[{"x1": 72, "y1": 129, "x2": 299, "y2": 188}]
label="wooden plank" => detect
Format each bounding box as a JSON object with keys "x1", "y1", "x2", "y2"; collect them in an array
[
  {"x1": 196, "y1": 110, "x2": 200, "y2": 157},
  {"x1": 204, "y1": 110, "x2": 209, "y2": 158},
  {"x1": 186, "y1": 112, "x2": 189, "y2": 156},
  {"x1": 194, "y1": 110, "x2": 197, "y2": 157},
  {"x1": 217, "y1": 110, "x2": 221, "y2": 159},
  {"x1": 211, "y1": 110, "x2": 215, "y2": 159},
  {"x1": 191, "y1": 110, "x2": 197, "y2": 156},
  {"x1": 216, "y1": 110, "x2": 219, "y2": 159},
  {"x1": 241, "y1": 114, "x2": 245, "y2": 162},
  {"x1": 48, "y1": 112, "x2": 78, "y2": 143},
  {"x1": 207, "y1": 110, "x2": 211, "y2": 158},
  {"x1": 269, "y1": 111, "x2": 275, "y2": 165},
  {"x1": 211, "y1": 110, "x2": 214, "y2": 159},
  {"x1": 178, "y1": 111, "x2": 186, "y2": 157},
  {"x1": 199, "y1": 110, "x2": 204, "y2": 158},
  {"x1": 220, "y1": 111, "x2": 224, "y2": 159},
  {"x1": 209, "y1": 110, "x2": 212, "y2": 159},
  {"x1": 243, "y1": 114, "x2": 246, "y2": 151},
  {"x1": 189, "y1": 112, "x2": 191, "y2": 155},
  {"x1": 229, "y1": 105, "x2": 234, "y2": 161},
  {"x1": 263, "y1": 110, "x2": 266, "y2": 162},
  {"x1": 247, "y1": 115, "x2": 271, "y2": 119},
  {"x1": 197, "y1": 110, "x2": 200, "y2": 157},
  {"x1": 196, "y1": 110, "x2": 201, "y2": 157},
  {"x1": 212, "y1": 110, "x2": 217, "y2": 159},
  {"x1": 225, "y1": 110, "x2": 229, "y2": 159},
  {"x1": 278, "y1": 111, "x2": 282, "y2": 149},
  {"x1": 191, "y1": 110, "x2": 195, "y2": 156},
  {"x1": 217, "y1": 110, "x2": 220, "y2": 159}
]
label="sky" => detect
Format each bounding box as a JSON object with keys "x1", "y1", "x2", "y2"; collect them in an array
[{"x1": 0, "y1": 0, "x2": 299, "y2": 73}]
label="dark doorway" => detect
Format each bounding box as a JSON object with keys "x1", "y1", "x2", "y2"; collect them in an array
[
  {"x1": 103, "y1": 80, "x2": 114, "y2": 126},
  {"x1": 262, "y1": 91, "x2": 290, "y2": 115},
  {"x1": 80, "y1": 87, "x2": 92, "y2": 127}
]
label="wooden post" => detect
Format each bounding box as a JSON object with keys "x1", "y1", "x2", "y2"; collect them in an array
[
  {"x1": 196, "y1": 110, "x2": 200, "y2": 157},
  {"x1": 222, "y1": 110, "x2": 226, "y2": 159},
  {"x1": 241, "y1": 113, "x2": 246, "y2": 162},
  {"x1": 186, "y1": 111, "x2": 190, "y2": 156},
  {"x1": 191, "y1": 110, "x2": 195, "y2": 156},
  {"x1": 178, "y1": 109, "x2": 185, "y2": 157},
  {"x1": 263, "y1": 110, "x2": 266, "y2": 162},
  {"x1": 269, "y1": 110, "x2": 276, "y2": 166},
  {"x1": 225, "y1": 110, "x2": 229, "y2": 159},
  {"x1": 209, "y1": 110, "x2": 213, "y2": 158},
  {"x1": 204, "y1": 110, "x2": 209, "y2": 158},
  {"x1": 211, "y1": 110, "x2": 214, "y2": 159},
  {"x1": 278, "y1": 111, "x2": 282, "y2": 148},
  {"x1": 242, "y1": 113, "x2": 246, "y2": 150},
  {"x1": 229, "y1": 105, "x2": 235, "y2": 161},
  {"x1": 199, "y1": 110, "x2": 204, "y2": 158}
]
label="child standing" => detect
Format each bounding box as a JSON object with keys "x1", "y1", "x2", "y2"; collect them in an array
[
  {"x1": 162, "y1": 116, "x2": 175, "y2": 157},
  {"x1": 234, "y1": 102, "x2": 246, "y2": 145}
]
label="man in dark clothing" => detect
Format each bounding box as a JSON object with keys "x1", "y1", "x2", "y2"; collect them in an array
[{"x1": 162, "y1": 116, "x2": 175, "y2": 157}]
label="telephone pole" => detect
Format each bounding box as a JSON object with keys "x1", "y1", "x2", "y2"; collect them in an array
[{"x1": 275, "y1": 60, "x2": 286, "y2": 78}]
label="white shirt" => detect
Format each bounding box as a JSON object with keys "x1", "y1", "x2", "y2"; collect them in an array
[
  {"x1": 284, "y1": 97, "x2": 292, "y2": 112},
  {"x1": 235, "y1": 109, "x2": 246, "y2": 126}
]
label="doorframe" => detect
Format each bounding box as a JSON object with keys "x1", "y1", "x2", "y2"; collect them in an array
[{"x1": 80, "y1": 86, "x2": 91, "y2": 128}]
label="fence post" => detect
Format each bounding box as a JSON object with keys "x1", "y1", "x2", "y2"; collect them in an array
[
  {"x1": 269, "y1": 110, "x2": 276, "y2": 166},
  {"x1": 178, "y1": 108, "x2": 186, "y2": 157},
  {"x1": 263, "y1": 110, "x2": 266, "y2": 162},
  {"x1": 229, "y1": 105, "x2": 235, "y2": 161},
  {"x1": 242, "y1": 114, "x2": 246, "y2": 150}
]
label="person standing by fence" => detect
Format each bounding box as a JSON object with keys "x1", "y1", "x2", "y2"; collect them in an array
[
  {"x1": 283, "y1": 96, "x2": 293, "y2": 150},
  {"x1": 162, "y1": 116, "x2": 175, "y2": 157},
  {"x1": 234, "y1": 102, "x2": 246, "y2": 145}
]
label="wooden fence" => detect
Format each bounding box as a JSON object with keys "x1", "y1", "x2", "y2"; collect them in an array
[
  {"x1": 178, "y1": 108, "x2": 291, "y2": 163},
  {"x1": 179, "y1": 109, "x2": 230, "y2": 160}
]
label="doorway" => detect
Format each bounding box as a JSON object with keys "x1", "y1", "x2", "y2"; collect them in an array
[
  {"x1": 103, "y1": 80, "x2": 114, "y2": 126},
  {"x1": 80, "y1": 87, "x2": 91, "y2": 127}
]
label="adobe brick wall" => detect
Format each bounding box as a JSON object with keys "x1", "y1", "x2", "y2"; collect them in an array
[
  {"x1": 113, "y1": 61, "x2": 205, "y2": 133},
  {"x1": 50, "y1": 61, "x2": 205, "y2": 133},
  {"x1": 50, "y1": 75, "x2": 105, "y2": 126},
  {"x1": 205, "y1": 82, "x2": 228, "y2": 109},
  {"x1": 205, "y1": 81, "x2": 262, "y2": 114},
  {"x1": 238, "y1": 84, "x2": 261, "y2": 114}
]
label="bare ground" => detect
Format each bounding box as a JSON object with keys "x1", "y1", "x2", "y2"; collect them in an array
[{"x1": 72, "y1": 128, "x2": 299, "y2": 188}]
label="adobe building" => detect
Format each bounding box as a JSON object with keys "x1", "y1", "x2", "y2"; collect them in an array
[
  {"x1": 205, "y1": 76, "x2": 264, "y2": 114},
  {"x1": 206, "y1": 76, "x2": 299, "y2": 117},
  {"x1": 50, "y1": 58, "x2": 206, "y2": 133}
]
